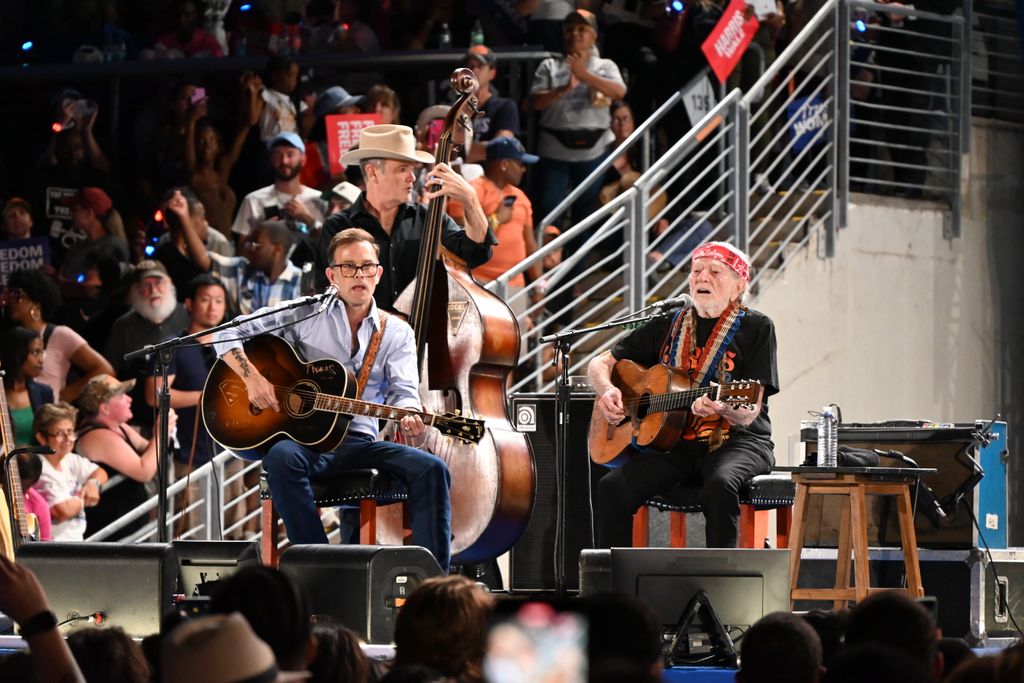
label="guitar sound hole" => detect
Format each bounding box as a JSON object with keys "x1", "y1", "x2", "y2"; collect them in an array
[
  {"x1": 249, "y1": 405, "x2": 262, "y2": 416},
  {"x1": 285, "y1": 380, "x2": 318, "y2": 418},
  {"x1": 635, "y1": 395, "x2": 650, "y2": 420}
]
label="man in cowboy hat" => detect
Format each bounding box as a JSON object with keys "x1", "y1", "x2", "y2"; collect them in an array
[
  {"x1": 587, "y1": 242, "x2": 780, "y2": 548},
  {"x1": 314, "y1": 124, "x2": 494, "y2": 310}
]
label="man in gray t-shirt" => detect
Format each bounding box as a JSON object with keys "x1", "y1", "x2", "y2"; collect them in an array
[{"x1": 529, "y1": 10, "x2": 627, "y2": 241}]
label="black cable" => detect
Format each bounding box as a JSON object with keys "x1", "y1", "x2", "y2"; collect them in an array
[
  {"x1": 963, "y1": 499, "x2": 1024, "y2": 639},
  {"x1": 57, "y1": 612, "x2": 104, "y2": 628}
]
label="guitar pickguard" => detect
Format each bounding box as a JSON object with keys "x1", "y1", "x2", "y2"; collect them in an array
[{"x1": 218, "y1": 380, "x2": 246, "y2": 407}]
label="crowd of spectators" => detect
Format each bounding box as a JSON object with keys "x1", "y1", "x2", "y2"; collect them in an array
[
  {"x1": 0, "y1": 0, "x2": 955, "y2": 545},
  {"x1": 2, "y1": 550, "x2": 1023, "y2": 683}
]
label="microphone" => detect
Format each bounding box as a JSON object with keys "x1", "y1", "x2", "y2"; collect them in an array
[
  {"x1": 317, "y1": 284, "x2": 339, "y2": 313},
  {"x1": 653, "y1": 294, "x2": 692, "y2": 310}
]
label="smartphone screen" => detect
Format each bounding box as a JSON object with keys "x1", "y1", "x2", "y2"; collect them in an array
[
  {"x1": 191, "y1": 87, "x2": 207, "y2": 104},
  {"x1": 484, "y1": 601, "x2": 587, "y2": 683},
  {"x1": 502, "y1": 196, "x2": 516, "y2": 208}
]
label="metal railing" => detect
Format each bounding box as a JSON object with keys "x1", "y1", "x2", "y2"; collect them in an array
[
  {"x1": 85, "y1": 450, "x2": 262, "y2": 542},
  {"x1": 969, "y1": 0, "x2": 1024, "y2": 122}
]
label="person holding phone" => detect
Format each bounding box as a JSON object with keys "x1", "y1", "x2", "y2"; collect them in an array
[{"x1": 449, "y1": 136, "x2": 542, "y2": 324}]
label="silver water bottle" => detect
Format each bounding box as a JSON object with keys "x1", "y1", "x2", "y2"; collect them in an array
[{"x1": 816, "y1": 404, "x2": 839, "y2": 467}]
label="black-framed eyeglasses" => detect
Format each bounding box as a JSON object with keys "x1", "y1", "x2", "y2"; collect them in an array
[{"x1": 330, "y1": 263, "x2": 381, "y2": 277}]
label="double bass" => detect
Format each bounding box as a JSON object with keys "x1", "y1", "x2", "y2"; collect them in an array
[{"x1": 384, "y1": 69, "x2": 535, "y2": 563}]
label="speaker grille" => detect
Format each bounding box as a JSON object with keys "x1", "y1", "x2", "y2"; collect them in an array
[{"x1": 510, "y1": 392, "x2": 600, "y2": 592}]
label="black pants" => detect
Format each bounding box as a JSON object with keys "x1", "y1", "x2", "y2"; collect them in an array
[{"x1": 596, "y1": 438, "x2": 774, "y2": 548}]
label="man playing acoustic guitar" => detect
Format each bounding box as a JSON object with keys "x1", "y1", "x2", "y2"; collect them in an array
[
  {"x1": 587, "y1": 242, "x2": 779, "y2": 548},
  {"x1": 212, "y1": 228, "x2": 452, "y2": 572}
]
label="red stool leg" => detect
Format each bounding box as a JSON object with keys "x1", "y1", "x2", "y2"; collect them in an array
[
  {"x1": 669, "y1": 512, "x2": 687, "y2": 547},
  {"x1": 632, "y1": 506, "x2": 650, "y2": 546},
  {"x1": 261, "y1": 498, "x2": 280, "y2": 566},
  {"x1": 359, "y1": 500, "x2": 378, "y2": 544},
  {"x1": 776, "y1": 505, "x2": 793, "y2": 548}
]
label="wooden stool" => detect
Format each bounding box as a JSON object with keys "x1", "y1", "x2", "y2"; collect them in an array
[
  {"x1": 260, "y1": 468, "x2": 409, "y2": 566},
  {"x1": 632, "y1": 474, "x2": 796, "y2": 548},
  {"x1": 786, "y1": 468, "x2": 928, "y2": 609}
]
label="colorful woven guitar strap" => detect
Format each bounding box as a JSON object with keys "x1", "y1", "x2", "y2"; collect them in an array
[{"x1": 661, "y1": 304, "x2": 746, "y2": 388}]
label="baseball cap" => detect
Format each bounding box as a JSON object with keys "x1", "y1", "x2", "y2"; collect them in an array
[
  {"x1": 76, "y1": 374, "x2": 136, "y2": 415},
  {"x1": 320, "y1": 181, "x2": 361, "y2": 205},
  {"x1": 62, "y1": 187, "x2": 113, "y2": 218},
  {"x1": 465, "y1": 45, "x2": 496, "y2": 68},
  {"x1": 314, "y1": 85, "x2": 365, "y2": 118},
  {"x1": 564, "y1": 9, "x2": 599, "y2": 31},
  {"x1": 2, "y1": 197, "x2": 31, "y2": 217},
  {"x1": 131, "y1": 259, "x2": 171, "y2": 285},
  {"x1": 486, "y1": 137, "x2": 539, "y2": 164},
  {"x1": 266, "y1": 131, "x2": 305, "y2": 152}
]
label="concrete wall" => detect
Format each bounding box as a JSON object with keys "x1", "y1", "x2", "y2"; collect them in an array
[{"x1": 755, "y1": 121, "x2": 1024, "y2": 543}]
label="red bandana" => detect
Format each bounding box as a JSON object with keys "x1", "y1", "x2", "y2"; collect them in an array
[{"x1": 691, "y1": 242, "x2": 751, "y2": 281}]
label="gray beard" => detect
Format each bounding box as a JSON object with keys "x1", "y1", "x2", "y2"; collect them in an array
[{"x1": 132, "y1": 286, "x2": 178, "y2": 324}]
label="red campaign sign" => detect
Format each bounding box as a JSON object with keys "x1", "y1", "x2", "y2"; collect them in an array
[
  {"x1": 325, "y1": 114, "x2": 382, "y2": 175},
  {"x1": 701, "y1": 0, "x2": 760, "y2": 84}
]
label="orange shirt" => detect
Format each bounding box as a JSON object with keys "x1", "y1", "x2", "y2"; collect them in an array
[{"x1": 450, "y1": 176, "x2": 533, "y2": 286}]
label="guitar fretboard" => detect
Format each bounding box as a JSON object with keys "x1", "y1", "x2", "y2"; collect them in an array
[
  {"x1": 314, "y1": 393, "x2": 434, "y2": 427},
  {"x1": 639, "y1": 385, "x2": 718, "y2": 414}
]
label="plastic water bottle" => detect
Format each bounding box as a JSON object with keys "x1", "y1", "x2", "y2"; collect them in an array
[
  {"x1": 816, "y1": 405, "x2": 839, "y2": 467},
  {"x1": 438, "y1": 23, "x2": 452, "y2": 49},
  {"x1": 470, "y1": 19, "x2": 485, "y2": 46}
]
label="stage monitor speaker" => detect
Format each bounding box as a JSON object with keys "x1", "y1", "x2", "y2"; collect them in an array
[
  {"x1": 509, "y1": 392, "x2": 601, "y2": 592},
  {"x1": 579, "y1": 548, "x2": 791, "y2": 634},
  {"x1": 18, "y1": 542, "x2": 176, "y2": 637},
  {"x1": 279, "y1": 544, "x2": 442, "y2": 644},
  {"x1": 171, "y1": 540, "x2": 261, "y2": 597}
]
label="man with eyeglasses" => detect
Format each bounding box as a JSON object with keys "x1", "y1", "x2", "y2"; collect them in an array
[
  {"x1": 213, "y1": 227, "x2": 452, "y2": 572},
  {"x1": 168, "y1": 189, "x2": 302, "y2": 315},
  {"x1": 313, "y1": 124, "x2": 495, "y2": 311}
]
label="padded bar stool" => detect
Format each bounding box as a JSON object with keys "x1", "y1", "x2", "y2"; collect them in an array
[
  {"x1": 632, "y1": 474, "x2": 796, "y2": 548},
  {"x1": 260, "y1": 468, "x2": 409, "y2": 566}
]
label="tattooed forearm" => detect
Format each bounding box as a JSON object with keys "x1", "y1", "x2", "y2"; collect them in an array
[{"x1": 231, "y1": 348, "x2": 252, "y2": 378}]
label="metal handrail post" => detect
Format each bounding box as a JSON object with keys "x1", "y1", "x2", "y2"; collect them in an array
[
  {"x1": 734, "y1": 100, "x2": 751, "y2": 254},
  {"x1": 630, "y1": 186, "x2": 647, "y2": 311},
  {"x1": 836, "y1": 0, "x2": 851, "y2": 233}
]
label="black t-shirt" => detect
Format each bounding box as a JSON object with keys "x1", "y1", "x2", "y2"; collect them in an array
[
  {"x1": 611, "y1": 307, "x2": 779, "y2": 444},
  {"x1": 315, "y1": 194, "x2": 495, "y2": 311},
  {"x1": 473, "y1": 90, "x2": 520, "y2": 143}
]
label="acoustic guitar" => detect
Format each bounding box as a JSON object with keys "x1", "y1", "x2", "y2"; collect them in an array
[
  {"x1": 201, "y1": 335, "x2": 486, "y2": 456},
  {"x1": 588, "y1": 360, "x2": 764, "y2": 468},
  {"x1": 0, "y1": 371, "x2": 38, "y2": 557}
]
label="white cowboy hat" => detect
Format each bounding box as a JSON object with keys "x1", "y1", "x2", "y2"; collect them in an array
[
  {"x1": 339, "y1": 124, "x2": 436, "y2": 166},
  {"x1": 161, "y1": 612, "x2": 310, "y2": 683}
]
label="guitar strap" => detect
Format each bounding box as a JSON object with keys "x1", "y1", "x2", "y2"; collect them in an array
[
  {"x1": 661, "y1": 304, "x2": 745, "y2": 452},
  {"x1": 354, "y1": 312, "x2": 389, "y2": 400}
]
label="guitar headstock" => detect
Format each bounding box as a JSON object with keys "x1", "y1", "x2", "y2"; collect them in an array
[
  {"x1": 438, "y1": 412, "x2": 486, "y2": 445},
  {"x1": 718, "y1": 380, "x2": 764, "y2": 409}
]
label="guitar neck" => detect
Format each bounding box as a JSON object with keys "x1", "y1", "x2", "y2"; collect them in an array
[
  {"x1": 0, "y1": 377, "x2": 29, "y2": 543},
  {"x1": 649, "y1": 385, "x2": 718, "y2": 414},
  {"x1": 315, "y1": 393, "x2": 437, "y2": 428}
]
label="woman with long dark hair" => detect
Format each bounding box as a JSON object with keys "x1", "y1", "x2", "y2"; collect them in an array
[
  {"x1": 0, "y1": 326, "x2": 53, "y2": 447},
  {"x1": 3, "y1": 268, "x2": 114, "y2": 402}
]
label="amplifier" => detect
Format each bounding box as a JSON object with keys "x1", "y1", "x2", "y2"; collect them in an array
[
  {"x1": 798, "y1": 421, "x2": 1008, "y2": 549},
  {"x1": 509, "y1": 392, "x2": 601, "y2": 592}
]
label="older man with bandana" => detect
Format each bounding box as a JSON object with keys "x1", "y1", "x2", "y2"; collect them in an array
[{"x1": 587, "y1": 242, "x2": 779, "y2": 548}]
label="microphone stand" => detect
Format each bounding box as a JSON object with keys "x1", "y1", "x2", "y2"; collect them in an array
[
  {"x1": 538, "y1": 302, "x2": 681, "y2": 597},
  {"x1": 123, "y1": 290, "x2": 333, "y2": 542}
]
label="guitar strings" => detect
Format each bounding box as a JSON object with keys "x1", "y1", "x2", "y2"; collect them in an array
[{"x1": 221, "y1": 380, "x2": 480, "y2": 438}]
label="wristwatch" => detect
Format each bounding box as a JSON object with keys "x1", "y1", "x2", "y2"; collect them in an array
[{"x1": 18, "y1": 609, "x2": 58, "y2": 638}]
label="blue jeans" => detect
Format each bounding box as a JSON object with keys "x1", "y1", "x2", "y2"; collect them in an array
[
  {"x1": 262, "y1": 432, "x2": 452, "y2": 572},
  {"x1": 534, "y1": 154, "x2": 607, "y2": 232}
]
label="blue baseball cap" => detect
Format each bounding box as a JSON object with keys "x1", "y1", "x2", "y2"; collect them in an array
[
  {"x1": 485, "y1": 136, "x2": 539, "y2": 164},
  {"x1": 266, "y1": 131, "x2": 305, "y2": 151}
]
